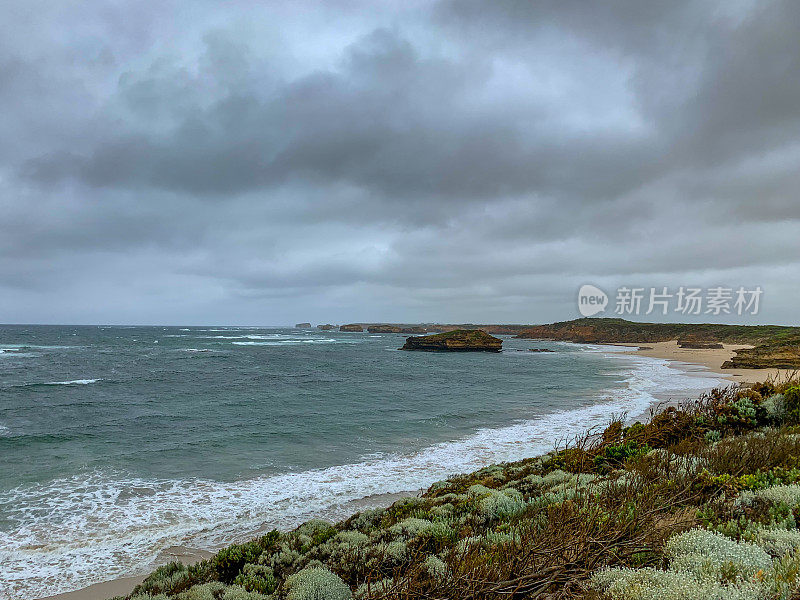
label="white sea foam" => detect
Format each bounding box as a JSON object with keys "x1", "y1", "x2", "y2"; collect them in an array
[
  {"x1": 0, "y1": 423, "x2": 9, "y2": 436},
  {"x1": 203, "y1": 334, "x2": 306, "y2": 340},
  {"x1": 44, "y1": 379, "x2": 100, "y2": 386},
  {"x1": 0, "y1": 351, "x2": 724, "y2": 599},
  {"x1": 232, "y1": 339, "x2": 359, "y2": 346}
]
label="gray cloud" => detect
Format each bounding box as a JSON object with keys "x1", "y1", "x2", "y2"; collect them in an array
[{"x1": 1, "y1": 0, "x2": 799, "y2": 325}]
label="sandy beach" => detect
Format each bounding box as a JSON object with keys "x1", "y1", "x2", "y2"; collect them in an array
[
  {"x1": 622, "y1": 340, "x2": 796, "y2": 385},
  {"x1": 38, "y1": 490, "x2": 419, "y2": 600}
]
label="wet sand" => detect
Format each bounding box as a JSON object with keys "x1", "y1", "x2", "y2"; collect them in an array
[
  {"x1": 38, "y1": 490, "x2": 418, "y2": 600},
  {"x1": 39, "y1": 548, "x2": 213, "y2": 600},
  {"x1": 621, "y1": 340, "x2": 795, "y2": 385}
]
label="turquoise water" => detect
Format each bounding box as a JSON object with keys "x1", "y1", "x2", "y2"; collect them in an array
[{"x1": 0, "y1": 326, "x2": 723, "y2": 598}]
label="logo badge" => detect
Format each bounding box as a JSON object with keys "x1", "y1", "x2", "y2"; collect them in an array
[{"x1": 577, "y1": 284, "x2": 608, "y2": 317}]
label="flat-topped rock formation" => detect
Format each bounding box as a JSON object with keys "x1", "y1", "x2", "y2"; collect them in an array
[
  {"x1": 368, "y1": 325, "x2": 403, "y2": 333},
  {"x1": 401, "y1": 329, "x2": 502, "y2": 352},
  {"x1": 722, "y1": 335, "x2": 800, "y2": 369},
  {"x1": 295, "y1": 322, "x2": 311, "y2": 328},
  {"x1": 678, "y1": 340, "x2": 724, "y2": 349},
  {"x1": 317, "y1": 324, "x2": 335, "y2": 330},
  {"x1": 339, "y1": 324, "x2": 363, "y2": 332}
]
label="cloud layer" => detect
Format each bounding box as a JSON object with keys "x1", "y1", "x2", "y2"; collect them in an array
[{"x1": 2, "y1": 0, "x2": 799, "y2": 324}]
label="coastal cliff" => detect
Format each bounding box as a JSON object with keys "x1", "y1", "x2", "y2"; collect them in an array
[{"x1": 401, "y1": 329, "x2": 502, "y2": 352}]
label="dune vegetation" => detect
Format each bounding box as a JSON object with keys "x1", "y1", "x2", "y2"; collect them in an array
[{"x1": 116, "y1": 378, "x2": 800, "y2": 600}]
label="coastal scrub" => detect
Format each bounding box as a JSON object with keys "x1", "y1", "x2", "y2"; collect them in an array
[{"x1": 119, "y1": 377, "x2": 800, "y2": 600}]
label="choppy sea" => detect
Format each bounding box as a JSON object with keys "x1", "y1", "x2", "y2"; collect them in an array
[{"x1": 0, "y1": 325, "x2": 725, "y2": 598}]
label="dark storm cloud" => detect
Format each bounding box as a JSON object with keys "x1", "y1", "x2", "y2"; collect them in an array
[
  {"x1": 1, "y1": 0, "x2": 799, "y2": 324},
  {"x1": 21, "y1": 23, "x2": 654, "y2": 201}
]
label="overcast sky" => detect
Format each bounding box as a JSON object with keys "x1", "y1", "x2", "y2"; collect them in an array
[{"x1": 1, "y1": 1, "x2": 798, "y2": 325}]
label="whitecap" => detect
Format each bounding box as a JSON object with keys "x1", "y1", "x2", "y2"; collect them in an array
[
  {"x1": 44, "y1": 379, "x2": 100, "y2": 386},
  {"x1": 231, "y1": 339, "x2": 358, "y2": 346}
]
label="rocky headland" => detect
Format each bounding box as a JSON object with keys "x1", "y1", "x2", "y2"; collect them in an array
[
  {"x1": 400, "y1": 329, "x2": 502, "y2": 352},
  {"x1": 367, "y1": 325, "x2": 403, "y2": 333},
  {"x1": 722, "y1": 334, "x2": 800, "y2": 369},
  {"x1": 515, "y1": 318, "x2": 800, "y2": 369},
  {"x1": 302, "y1": 318, "x2": 800, "y2": 368}
]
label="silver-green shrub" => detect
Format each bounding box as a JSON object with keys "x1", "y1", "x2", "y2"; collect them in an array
[
  {"x1": 284, "y1": 567, "x2": 352, "y2": 600},
  {"x1": 388, "y1": 517, "x2": 449, "y2": 538},
  {"x1": 763, "y1": 394, "x2": 786, "y2": 422},
  {"x1": 424, "y1": 555, "x2": 448, "y2": 580},
  {"x1": 176, "y1": 583, "x2": 226, "y2": 600},
  {"x1": 478, "y1": 488, "x2": 527, "y2": 521},
  {"x1": 666, "y1": 528, "x2": 772, "y2": 581},
  {"x1": 757, "y1": 528, "x2": 800, "y2": 557},
  {"x1": 752, "y1": 485, "x2": 800, "y2": 508},
  {"x1": 220, "y1": 584, "x2": 271, "y2": 600},
  {"x1": 333, "y1": 530, "x2": 369, "y2": 547},
  {"x1": 593, "y1": 528, "x2": 800, "y2": 600},
  {"x1": 347, "y1": 507, "x2": 385, "y2": 533}
]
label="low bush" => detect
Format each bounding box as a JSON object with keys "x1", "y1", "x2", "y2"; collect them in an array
[
  {"x1": 284, "y1": 567, "x2": 352, "y2": 600},
  {"x1": 212, "y1": 532, "x2": 280, "y2": 582}
]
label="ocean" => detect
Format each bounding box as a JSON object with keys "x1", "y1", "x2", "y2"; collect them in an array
[{"x1": 0, "y1": 325, "x2": 724, "y2": 598}]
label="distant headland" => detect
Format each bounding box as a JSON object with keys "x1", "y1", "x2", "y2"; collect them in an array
[{"x1": 296, "y1": 318, "x2": 800, "y2": 369}]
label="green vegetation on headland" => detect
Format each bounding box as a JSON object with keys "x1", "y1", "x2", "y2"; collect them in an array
[
  {"x1": 116, "y1": 377, "x2": 800, "y2": 600},
  {"x1": 514, "y1": 318, "x2": 800, "y2": 369},
  {"x1": 306, "y1": 318, "x2": 800, "y2": 367},
  {"x1": 513, "y1": 317, "x2": 797, "y2": 345},
  {"x1": 721, "y1": 335, "x2": 800, "y2": 369},
  {"x1": 400, "y1": 329, "x2": 503, "y2": 352}
]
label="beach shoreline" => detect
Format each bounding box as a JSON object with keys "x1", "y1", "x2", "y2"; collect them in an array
[
  {"x1": 617, "y1": 340, "x2": 795, "y2": 385},
  {"x1": 33, "y1": 341, "x2": 784, "y2": 600},
  {"x1": 37, "y1": 490, "x2": 420, "y2": 600}
]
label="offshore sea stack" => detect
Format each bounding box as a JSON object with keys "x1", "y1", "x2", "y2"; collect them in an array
[
  {"x1": 339, "y1": 324, "x2": 364, "y2": 332},
  {"x1": 401, "y1": 329, "x2": 502, "y2": 352}
]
